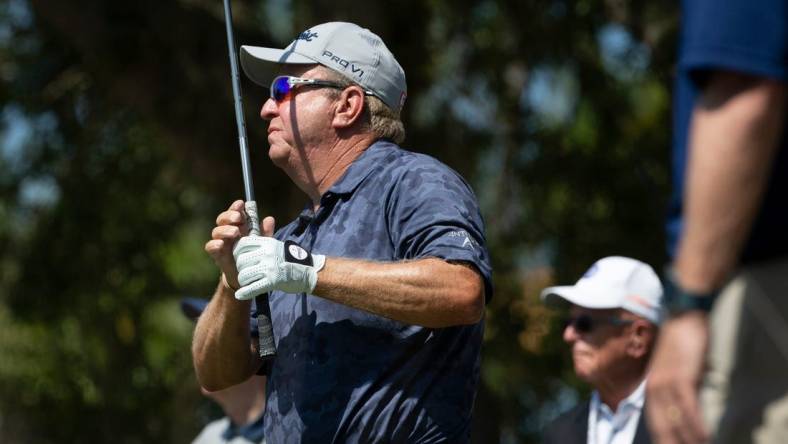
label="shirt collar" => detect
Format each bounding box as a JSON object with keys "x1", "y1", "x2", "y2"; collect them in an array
[
  {"x1": 221, "y1": 412, "x2": 265, "y2": 442},
  {"x1": 326, "y1": 139, "x2": 397, "y2": 195},
  {"x1": 626, "y1": 378, "x2": 647, "y2": 409},
  {"x1": 591, "y1": 378, "x2": 647, "y2": 416}
]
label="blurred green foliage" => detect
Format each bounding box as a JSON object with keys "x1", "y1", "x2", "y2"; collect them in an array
[{"x1": 0, "y1": 0, "x2": 676, "y2": 442}]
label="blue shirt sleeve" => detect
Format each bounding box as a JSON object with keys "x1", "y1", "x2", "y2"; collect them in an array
[
  {"x1": 386, "y1": 160, "x2": 494, "y2": 302},
  {"x1": 681, "y1": 0, "x2": 788, "y2": 82}
]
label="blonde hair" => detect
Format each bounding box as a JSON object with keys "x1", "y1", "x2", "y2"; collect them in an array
[{"x1": 319, "y1": 68, "x2": 406, "y2": 144}]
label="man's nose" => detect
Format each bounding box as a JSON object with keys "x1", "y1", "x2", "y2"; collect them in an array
[
  {"x1": 260, "y1": 97, "x2": 278, "y2": 120},
  {"x1": 563, "y1": 323, "x2": 579, "y2": 344}
]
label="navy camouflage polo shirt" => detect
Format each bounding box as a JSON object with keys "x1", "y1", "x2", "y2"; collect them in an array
[{"x1": 262, "y1": 140, "x2": 493, "y2": 443}]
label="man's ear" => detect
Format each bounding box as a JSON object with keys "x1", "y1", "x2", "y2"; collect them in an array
[
  {"x1": 332, "y1": 86, "x2": 366, "y2": 129},
  {"x1": 627, "y1": 321, "x2": 654, "y2": 359}
]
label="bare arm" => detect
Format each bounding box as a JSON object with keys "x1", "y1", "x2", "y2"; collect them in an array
[
  {"x1": 192, "y1": 280, "x2": 260, "y2": 391},
  {"x1": 675, "y1": 72, "x2": 786, "y2": 292},
  {"x1": 192, "y1": 200, "x2": 274, "y2": 391},
  {"x1": 314, "y1": 257, "x2": 485, "y2": 328},
  {"x1": 648, "y1": 72, "x2": 786, "y2": 443}
]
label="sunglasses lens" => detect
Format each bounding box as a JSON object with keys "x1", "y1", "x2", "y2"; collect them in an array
[
  {"x1": 564, "y1": 315, "x2": 594, "y2": 333},
  {"x1": 575, "y1": 315, "x2": 593, "y2": 333},
  {"x1": 271, "y1": 77, "x2": 292, "y2": 101}
]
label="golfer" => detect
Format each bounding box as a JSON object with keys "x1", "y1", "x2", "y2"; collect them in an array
[{"x1": 192, "y1": 21, "x2": 492, "y2": 443}]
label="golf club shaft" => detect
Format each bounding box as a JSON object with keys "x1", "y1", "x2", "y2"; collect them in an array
[
  {"x1": 222, "y1": 0, "x2": 259, "y2": 236},
  {"x1": 222, "y1": 0, "x2": 276, "y2": 360}
]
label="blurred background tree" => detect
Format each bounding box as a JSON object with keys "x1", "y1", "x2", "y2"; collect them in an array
[{"x1": 0, "y1": 0, "x2": 676, "y2": 442}]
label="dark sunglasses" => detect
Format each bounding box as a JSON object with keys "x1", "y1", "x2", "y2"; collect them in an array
[
  {"x1": 269, "y1": 75, "x2": 375, "y2": 102},
  {"x1": 562, "y1": 314, "x2": 634, "y2": 334}
]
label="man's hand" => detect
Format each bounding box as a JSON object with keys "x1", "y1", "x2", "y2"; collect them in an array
[
  {"x1": 647, "y1": 312, "x2": 710, "y2": 444},
  {"x1": 233, "y1": 237, "x2": 326, "y2": 300},
  {"x1": 205, "y1": 200, "x2": 275, "y2": 290}
]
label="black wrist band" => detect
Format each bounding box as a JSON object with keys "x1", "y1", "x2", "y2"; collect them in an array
[{"x1": 662, "y1": 268, "x2": 720, "y2": 315}]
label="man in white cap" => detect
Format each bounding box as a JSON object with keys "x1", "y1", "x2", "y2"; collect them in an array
[
  {"x1": 541, "y1": 256, "x2": 663, "y2": 444},
  {"x1": 192, "y1": 22, "x2": 492, "y2": 443}
]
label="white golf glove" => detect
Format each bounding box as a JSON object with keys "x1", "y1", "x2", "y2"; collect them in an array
[{"x1": 233, "y1": 236, "x2": 326, "y2": 301}]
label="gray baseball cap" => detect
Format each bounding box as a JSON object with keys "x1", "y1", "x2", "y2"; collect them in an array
[{"x1": 240, "y1": 22, "x2": 407, "y2": 112}]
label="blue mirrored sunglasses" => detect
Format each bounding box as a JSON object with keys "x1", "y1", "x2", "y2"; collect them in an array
[
  {"x1": 269, "y1": 75, "x2": 345, "y2": 102},
  {"x1": 269, "y1": 75, "x2": 376, "y2": 102}
]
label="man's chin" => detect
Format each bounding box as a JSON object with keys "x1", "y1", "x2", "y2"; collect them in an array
[
  {"x1": 573, "y1": 359, "x2": 595, "y2": 382},
  {"x1": 268, "y1": 146, "x2": 290, "y2": 168}
]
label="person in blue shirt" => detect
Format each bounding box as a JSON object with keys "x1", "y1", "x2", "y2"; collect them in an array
[
  {"x1": 192, "y1": 22, "x2": 492, "y2": 443},
  {"x1": 648, "y1": 1, "x2": 788, "y2": 443}
]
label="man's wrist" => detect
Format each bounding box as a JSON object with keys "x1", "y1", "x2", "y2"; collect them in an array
[
  {"x1": 221, "y1": 273, "x2": 239, "y2": 293},
  {"x1": 662, "y1": 267, "x2": 720, "y2": 316},
  {"x1": 306, "y1": 254, "x2": 326, "y2": 293}
]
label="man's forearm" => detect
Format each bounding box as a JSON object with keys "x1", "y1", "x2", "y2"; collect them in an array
[
  {"x1": 192, "y1": 278, "x2": 260, "y2": 391},
  {"x1": 314, "y1": 257, "x2": 485, "y2": 328},
  {"x1": 676, "y1": 73, "x2": 786, "y2": 292}
]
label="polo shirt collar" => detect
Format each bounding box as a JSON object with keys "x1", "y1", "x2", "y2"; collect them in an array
[
  {"x1": 327, "y1": 139, "x2": 396, "y2": 195},
  {"x1": 221, "y1": 412, "x2": 265, "y2": 442},
  {"x1": 592, "y1": 378, "x2": 647, "y2": 417}
]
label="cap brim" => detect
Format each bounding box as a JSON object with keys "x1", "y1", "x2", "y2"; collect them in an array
[
  {"x1": 540, "y1": 286, "x2": 622, "y2": 310},
  {"x1": 181, "y1": 297, "x2": 260, "y2": 338},
  {"x1": 180, "y1": 297, "x2": 209, "y2": 320},
  {"x1": 240, "y1": 45, "x2": 317, "y2": 87}
]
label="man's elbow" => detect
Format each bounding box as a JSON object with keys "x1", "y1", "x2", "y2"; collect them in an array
[
  {"x1": 199, "y1": 378, "x2": 236, "y2": 393},
  {"x1": 197, "y1": 375, "x2": 226, "y2": 393},
  {"x1": 191, "y1": 343, "x2": 251, "y2": 391},
  {"x1": 452, "y1": 274, "x2": 485, "y2": 325},
  {"x1": 193, "y1": 362, "x2": 250, "y2": 392},
  {"x1": 191, "y1": 349, "x2": 225, "y2": 392}
]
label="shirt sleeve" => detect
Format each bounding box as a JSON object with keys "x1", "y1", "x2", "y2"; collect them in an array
[
  {"x1": 680, "y1": 0, "x2": 788, "y2": 82},
  {"x1": 386, "y1": 161, "x2": 494, "y2": 302}
]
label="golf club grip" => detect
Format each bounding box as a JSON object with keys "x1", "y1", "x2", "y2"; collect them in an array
[
  {"x1": 255, "y1": 294, "x2": 277, "y2": 359},
  {"x1": 244, "y1": 200, "x2": 261, "y2": 237}
]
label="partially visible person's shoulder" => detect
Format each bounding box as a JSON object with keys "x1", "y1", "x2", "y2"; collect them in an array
[
  {"x1": 191, "y1": 417, "x2": 231, "y2": 444},
  {"x1": 542, "y1": 402, "x2": 590, "y2": 444}
]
